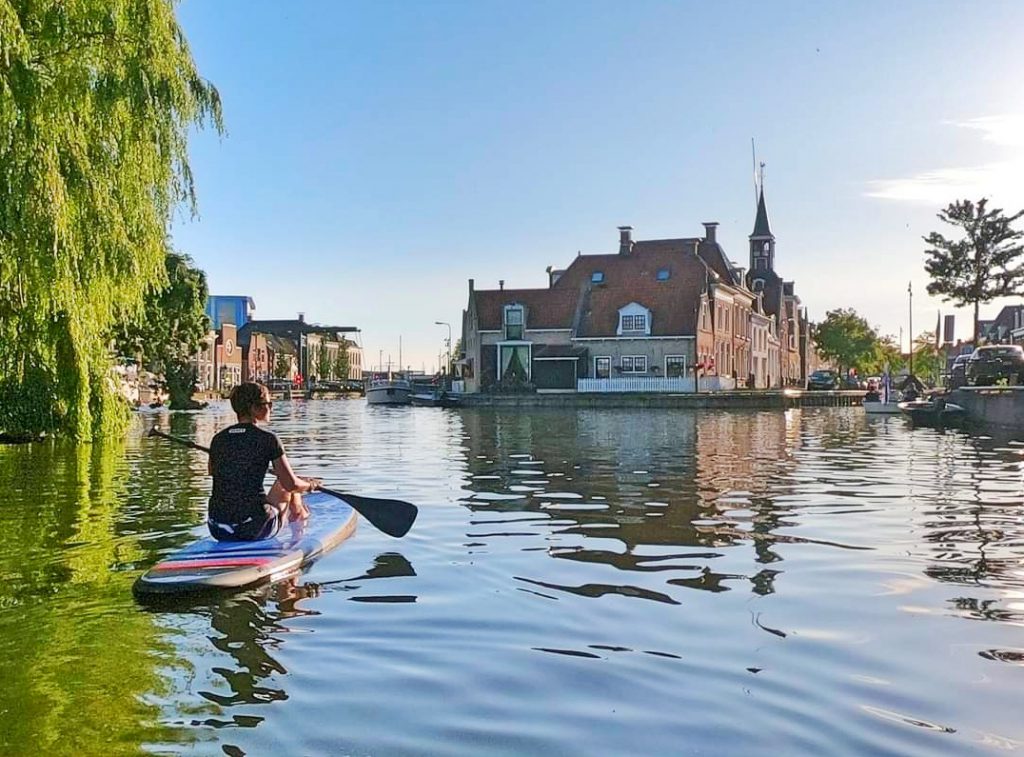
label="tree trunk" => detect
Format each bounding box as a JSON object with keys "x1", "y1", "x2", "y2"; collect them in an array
[{"x1": 973, "y1": 300, "x2": 980, "y2": 345}]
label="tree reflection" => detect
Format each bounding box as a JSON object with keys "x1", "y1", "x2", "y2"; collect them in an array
[{"x1": 0, "y1": 434, "x2": 193, "y2": 755}]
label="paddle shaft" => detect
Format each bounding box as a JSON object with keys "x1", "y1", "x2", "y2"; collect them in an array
[{"x1": 148, "y1": 428, "x2": 417, "y2": 537}]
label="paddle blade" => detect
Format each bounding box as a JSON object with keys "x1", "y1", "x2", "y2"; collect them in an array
[{"x1": 320, "y1": 487, "x2": 418, "y2": 538}]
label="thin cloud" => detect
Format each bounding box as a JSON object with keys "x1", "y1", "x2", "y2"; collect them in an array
[{"x1": 866, "y1": 115, "x2": 1024, "y2": 206}]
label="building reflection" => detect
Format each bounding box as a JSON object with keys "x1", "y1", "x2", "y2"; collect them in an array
[{"x1": 458, "y1": 408, "x2": 804, "y2": 600}]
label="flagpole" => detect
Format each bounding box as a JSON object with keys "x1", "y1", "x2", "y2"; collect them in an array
[{"x1": 908, "y1": 282, "x2": 913, "y2": 377}]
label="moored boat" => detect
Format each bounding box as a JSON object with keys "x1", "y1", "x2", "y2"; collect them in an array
[
  {"x1": 366, "y1": 374, "x2": 412, "y2": 405},
  {"x1": 410, "y1": 388, "x2": 461, "y2": 408},
  {"x1": 898, "y1": 397, "x2": 966, "y2": 427}
]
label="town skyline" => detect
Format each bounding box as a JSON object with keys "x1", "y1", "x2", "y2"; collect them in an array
[{"x1": 171, "y1": 1, "x2": 1024, "y2": 372}]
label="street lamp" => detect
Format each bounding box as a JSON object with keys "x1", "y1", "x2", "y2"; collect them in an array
[{"x1": 434, "y1": 321, "x2": 451, "y2": 378}]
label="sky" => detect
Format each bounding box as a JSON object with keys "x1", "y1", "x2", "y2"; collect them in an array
[{"x1": 172, "y1": 0, "x2": 1024, "y2": 373}]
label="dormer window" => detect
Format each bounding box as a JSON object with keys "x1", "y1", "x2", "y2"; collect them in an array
[
  {"x1": 617, "y1": 302, "x2": 652, "y2": 337},
  {"x1": 656, "y1": 268, "x2": 670, "y2": 281},
  {"x1": 622, "y1": 314, "x2": 646, "y2": 332},
  {"x1": 591, "y1": 271, "x2": 604, "y2": 283},
  {"x1": 504, "y1": 305, "x2": 524, "y2": 340}
]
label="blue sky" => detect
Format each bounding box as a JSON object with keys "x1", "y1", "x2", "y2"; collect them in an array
[{"x1": 173, "y1": 1, "x2": 1024, "y2": 372}]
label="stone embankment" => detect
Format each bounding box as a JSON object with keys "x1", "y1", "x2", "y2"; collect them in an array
[
  {"x1": 950, "y1": 386, "x2": 1024, "y2": 430},
  {"x1": 460, "y1": 390, "x2": 862, "y2": 410}
]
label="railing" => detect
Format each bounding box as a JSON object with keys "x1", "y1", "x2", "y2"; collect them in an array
[{"x1": 577, "y1": 376, "x2": 736, "y2": 393}]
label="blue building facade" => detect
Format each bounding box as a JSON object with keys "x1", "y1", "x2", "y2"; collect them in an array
[{"x1": 206, "y1": 296, "x2": 255, "y2": 329}]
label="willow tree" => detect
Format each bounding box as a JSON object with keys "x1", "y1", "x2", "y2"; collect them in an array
[{"x1": 0, "y1": 1, "x2": 222, "y2": 439}]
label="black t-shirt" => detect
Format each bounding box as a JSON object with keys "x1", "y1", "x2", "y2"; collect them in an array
[{"x1": 208, "y1": 423, "x2": 285, "y2": 524}]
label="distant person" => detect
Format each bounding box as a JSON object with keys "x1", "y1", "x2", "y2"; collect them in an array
[{"x1": 207, "y1": 382, "x2": 322, "y2": 541}]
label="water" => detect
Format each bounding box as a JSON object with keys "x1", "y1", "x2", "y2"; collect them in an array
[{"x1": 2, "y1": 401, "x2": 1024, "y2": 755}]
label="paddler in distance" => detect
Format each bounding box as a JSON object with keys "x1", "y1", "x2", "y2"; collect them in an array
[{"x1": 207, "y1": 382, "x2": 322, "y2": 541}]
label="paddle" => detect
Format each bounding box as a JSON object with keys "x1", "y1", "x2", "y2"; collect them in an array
[{"x1": 148, "y1": 428, "x2": 418, "y2": 538}]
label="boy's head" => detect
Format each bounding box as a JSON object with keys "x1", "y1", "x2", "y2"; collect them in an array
[{"x1": 229, "y1": 382, "x2": 270, "y2": 416}]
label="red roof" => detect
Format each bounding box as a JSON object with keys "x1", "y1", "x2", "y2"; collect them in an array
[
  {"x1": 474, "y1": 288, "x2": 578, "y2": 330},
  {"x1": 473, "y1": 240, "x2": 719, "y2": 337}
]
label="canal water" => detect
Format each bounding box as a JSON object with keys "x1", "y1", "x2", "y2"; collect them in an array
[{"x1": 1, "y1": 401, "x2": 1023, "y2": 755}]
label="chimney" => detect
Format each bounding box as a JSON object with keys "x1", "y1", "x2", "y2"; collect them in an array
[
  {"x1": 499, "y1": 280, "x2": 505, "y2": 291},
  {"x1": 703, "y1": 222, "x2": 718, "y2": 243},
  {"x1": 298, "y1": 312, "x2": 305, "y2": 323},
  {"x1": 618, "y1": 226, "x2": 633, "y2": 255}
]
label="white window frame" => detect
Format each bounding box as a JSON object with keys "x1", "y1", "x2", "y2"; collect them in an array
[
  {"x1": 503, "y1": 305, "x2": 524, "y2": 341},
  {"x1": 665, "y1": 354, "x2": 686, "y2": 377},
  {"x1": 620, "y1": 355, "x2": 648, "y2": 373},
  {"x1": 595, "y1": 355, "x2": 611, "y2": 379}
]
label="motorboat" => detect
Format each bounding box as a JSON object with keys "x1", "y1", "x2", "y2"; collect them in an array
[
  {"x1": 410, "y1": 388, "x2": 462, "y2": 408},
  {"x1": 898, "y1": 397, "x2": 966, "y2": 427},
  {"x1": 366, "y1": 374, "x2": 412, "y2": 405}
]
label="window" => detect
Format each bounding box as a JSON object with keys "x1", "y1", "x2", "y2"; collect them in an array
[
  {"x1": 620, "y1": 355, "x2": 647, "y2": 373},
  {"x1": 656, "y1": 268, "x2": 670, "y2": 281},
  {"x1": 621, "y1": 314, "x2": 646, "y2": 332},
  {"x1": 504, "y1": 305, "x2": 523, "y2": 340},
  {"x1": 591, "y1": 271, "x2": 604, "y2": 283},
  {"x1": 595, "y1": 356, "x2": 611, "y2": 379},
  {"x1": 666, "y1": 355, "x2": 686, "y2": 377}
]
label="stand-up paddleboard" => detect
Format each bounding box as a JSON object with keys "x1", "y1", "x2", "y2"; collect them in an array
[{"x1": 134, "y1": 491, "x2": 357, "y2": 596}]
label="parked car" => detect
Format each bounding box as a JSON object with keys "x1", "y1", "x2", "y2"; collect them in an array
[
  {"x1": 807, "y1": 369, "x2": 839, "y2": 390},
  {"x1": 948, "y1": 354, "x2": 971, "y2": 389},
  {"x1": 266, "y1": 378, "x2": 292, "y2": 391},
  {"x1": 965, "y1": 344, "x2": 1024, "y2": 386}
]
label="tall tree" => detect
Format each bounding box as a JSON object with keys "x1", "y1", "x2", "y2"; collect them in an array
[
  {"x1": 0, "y1": 1, "x2": 222, "y2": 439},
  {"x1": 811, "y1": 308, "x2": 878, "y2": 378},
  {"x1": 316, "y1": 343, "x2": 333, "y2": 381},
  {"x1": 912, "y1": 331, "x2": 943, "y2": 384},
  {"x1": 865, "y1": 335, "x2": 905, "y2": 376},
  {"x1": 333, "y1": 342, "x2": 350, "y2": 381},
  {"x1": 924, "y1": 198, "x2": 1024, "y2": 344},
  {"x1": 274, "y1": 353, "x2": 290, "y2": 380},
  {"x1": 115, "y1": 252, "x2": 209, "y2": 409}
]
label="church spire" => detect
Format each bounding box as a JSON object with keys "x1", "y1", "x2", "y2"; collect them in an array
[
  {"x1": 749, "y1": 185, "x2": 775, "y2": 275},
  {"x1": 752, "y1": 187, "x2": 772, "y2": 238}
]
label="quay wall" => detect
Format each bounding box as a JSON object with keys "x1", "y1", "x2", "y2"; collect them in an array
[
  {"x1": 459, "y1": 390, "x2": 861, "y2": 410},
  {"x1": 950, "y1": 386, "x2": 1024, "y2": 429}
]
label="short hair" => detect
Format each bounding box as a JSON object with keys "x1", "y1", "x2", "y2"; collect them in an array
[{"x1": 230, "y1": 382, "x2": 268, "y2": 415}]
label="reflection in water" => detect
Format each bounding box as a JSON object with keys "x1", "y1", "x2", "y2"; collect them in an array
[
  {"x1": 460, "y1": 408, "x2": 816, "y2": 602},
  {"x1": 4, "y1": 402, "x2": 1024, "y2": 755},
  {"x1": 0, "y1": 438, "x2": 194, "y2": 755}
]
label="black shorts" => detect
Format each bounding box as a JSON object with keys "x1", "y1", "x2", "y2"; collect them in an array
[{"x1": 208, "y1": 498, "x2": 283, "y2": 542}]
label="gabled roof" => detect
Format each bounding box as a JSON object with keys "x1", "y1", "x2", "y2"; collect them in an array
[
  {"x1": 575, "y1": 278, "x2": 706, "y2": 337},
  {"x1": 752, "y1": 189, "x2": 772, "y2": 238},
  {"x1": 474, "y1": 288, "x2": 579, "y2": 330}
]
